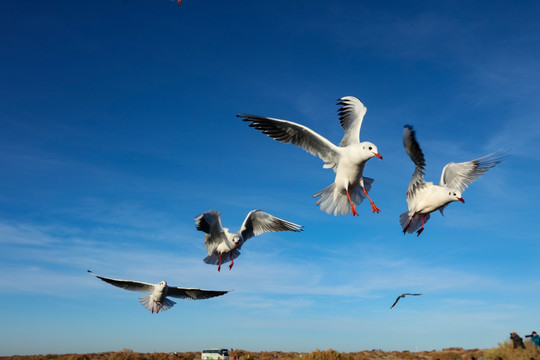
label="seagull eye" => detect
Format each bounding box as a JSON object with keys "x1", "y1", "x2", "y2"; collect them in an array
[
  {"x1": 453, "y1": 193, "x2": 456, "y2": 196},
  {"x1": 368, "y1": 146, "x2": 372, "y2": 150}
]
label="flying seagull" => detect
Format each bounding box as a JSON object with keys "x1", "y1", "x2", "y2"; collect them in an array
[
  {"x1": 238, "y1": 96, "x2": 382, "y2": 216},
  {"x1": 390, "y1": 293, "x2": 422, "y2": 309},
  {"x1": 195, "y1": 209, "x2": 303, "y2": 271},
  {"x1": 400, "y1": 125, "x2": 505, "y2": 236},
  {"x1": 87, "y1": 270, "x2": 229, "y2": 313}
]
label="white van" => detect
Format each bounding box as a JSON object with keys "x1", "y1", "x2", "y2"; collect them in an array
[{"x1": 202, "y1": 348, "x2": 230, "y2": 360}]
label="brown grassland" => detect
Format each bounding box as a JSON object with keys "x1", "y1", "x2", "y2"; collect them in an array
[{"x1": 1, "y1": 341, "x2": 539, "y2": 360}]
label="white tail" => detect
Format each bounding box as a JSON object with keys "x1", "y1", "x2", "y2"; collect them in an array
[
  {"x1": 138, "y1": 295, "x2": 176, "y2": 313},
  {"x1": 204, "y1": 249, "x2": 241, "y2": 265},
  {"x1": 313, "y1": 178, "x2": 373, "y2": 216},
  {"x1": 400, "y1": 212, "x2": 430, "y2": 233}
]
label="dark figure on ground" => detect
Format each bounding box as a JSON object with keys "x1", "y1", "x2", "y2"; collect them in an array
[{"x1": 511, "y1": 331, "x2": 526, "y2": 349}]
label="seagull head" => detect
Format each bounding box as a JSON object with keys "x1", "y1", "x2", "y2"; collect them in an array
[
  {"x1": 158, "y1": 281, "x2": 168, "y2": 288},
  {"x1": 362, "y1": 142, "x2": 383, "y2": 160},
  {"x1": 448, "y1": 190, "x2": 465, "y2": 203},
  {"x1": 232, "y1": 235, "x2": 242, "y2": 248}
]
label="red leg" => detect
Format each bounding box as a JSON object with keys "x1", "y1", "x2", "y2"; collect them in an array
[
  {"x1": 228, "y1": 253, "x2": 234, "y2": 270},
  {"x1": 362, "y1": 187, "x2": 381, "y2": 213},
  {"x1": 217, "y1": 253, "x2": 222, "y2": 272},
  {"x1": 346, "y1": 189, "x2": 359, "y2": 216},
  {"x1": 416, "y1": 215, "x2": 426, "y2": 236}
]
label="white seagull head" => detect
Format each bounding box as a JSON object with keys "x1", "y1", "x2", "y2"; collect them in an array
[
  {"x1": 361, "y1": 141, "x2": 382, "y2": 160},
  {"x1": 447, "y1": 189, "x2": 465, "y2": 204},
  {"x1": 231, "y1": 234, "x2": 242, "y2": 247}
]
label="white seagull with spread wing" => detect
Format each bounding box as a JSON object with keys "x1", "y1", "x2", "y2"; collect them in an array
[
  {"x1": 195, "y1": 209, "x2": 303, "y2": 271},
  {"x1": 88, "y1": 270, "x2": 229, "y2": 313},
  {"x1": 238, "y1": 96, "x2": 382, "y2": 216},
  {"x1": 401, "y1": 125, "x2": 505, "y2": 236}
]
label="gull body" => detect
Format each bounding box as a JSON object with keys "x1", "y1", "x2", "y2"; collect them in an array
[
  {"x1": 195, "y1": 209, "x2": 303, "y2": 271},
  {"x1": 238, "y1": 96, "x2": 382, "y2": 216},
  {"x1": 87, "y1": 270, "x2": 229, "y2": 313},
  {"x1": 401, "y1": 125, "x2": 504, "y2": 236}
]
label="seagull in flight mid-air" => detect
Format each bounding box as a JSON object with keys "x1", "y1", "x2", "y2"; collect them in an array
[
  {"x1": 195, "y1": 209, "x2": 303, "y2": 271},
  {"x1": 400, "y1": 125, "x2": 505, "y2": 236},
  {"x1": 390, "y1": 293, "x2": 422, "y2": 309},
  {"x1": 88, "y1": 270, "x2": 229, "y2": 313},
  {"x1": 238, "y1": 96, "x2": 382, "y2": 216}
]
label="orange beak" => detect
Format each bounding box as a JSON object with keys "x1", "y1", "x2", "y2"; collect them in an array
[{"x1": 374, "y1": 153, "x2": 383, "y2": 160}]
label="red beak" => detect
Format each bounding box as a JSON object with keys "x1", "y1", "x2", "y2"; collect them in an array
[
  {"x1": 457, "y1": 197, "x2": 465, "y2": 203},
  {"x1": 374, "y1": 153, "x2": 383, "y2": 160}
]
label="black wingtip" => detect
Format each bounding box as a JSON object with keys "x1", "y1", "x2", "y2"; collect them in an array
[{"x1": 237, "y1": 114, "x2": 254, "y2": 121}]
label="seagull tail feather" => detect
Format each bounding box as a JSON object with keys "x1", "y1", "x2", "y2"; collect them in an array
[
  {"x1": 138, "y1": 296, "x2": 176, "y2": 313},
  {"x1": 400, "y1": 212, "x2": 430, "y2": 233},
  {"x1": 313, "y1": 183, "x2": 351, "y2": 216},
  {"x1": 204, "y1": 250, "x2": 240, "y2": 266}
]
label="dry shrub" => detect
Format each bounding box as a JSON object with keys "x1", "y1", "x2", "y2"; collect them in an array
[
  {"x1": 3, "y1": 346, "x2": 540, "y2": 360},
  {"x1": 483, "y1": 340, "x2": 540, "y2": 360},
  {"x1": 300, "y1": 349, "x2": 353, "y2": 360}
]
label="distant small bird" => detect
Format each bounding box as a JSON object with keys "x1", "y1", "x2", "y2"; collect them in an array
[
  {"x1": 238, "y1": 96, "x2": 382, "y2": 216},
  {"x1": 401, "y1": 125, "x2": 505, "y2": 236},
  {"x1": 195, "y1": 209, "x2": 303, "y2": 271},
  {"x1": 87, "y1": 270, "x2": 229, "y2": 313},
  {"x1": 390, "y1": 293, "x2": 422, "y2": 309}
]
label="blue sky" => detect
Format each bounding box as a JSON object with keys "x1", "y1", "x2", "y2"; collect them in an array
[{"x1": 1, "y1": 0, "x2": 539, "y2": 356}]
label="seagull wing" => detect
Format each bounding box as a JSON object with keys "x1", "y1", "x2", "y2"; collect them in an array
[
  {"x1": 337, "y1": 96, "x2": 367, "y2": 147},
  {"x1": 239, "y1": 210, "x2": 303, "y2": 242},
  {"x1": 403, "y1": 125, "x2": 427, "y2": 201},
  {"x1": 87, "y1": 270, "x2": 154, "y2": 294},
  {"x1": 195, "y1": 210, "x2": 228, "y2": 250},
  {"x1": 166, "y1": 287, "x2": 230, "y2": 300},
  {"x1": 390, "y1": 295, "x2": 402, "y2": 309},
  {"x1": 238, "y1": 114, "x2": 340, "y2": 171},
  {"x1": 439, "y1": 152, "x2": 505, "y2": 192},
  {"x1": 403, "y1": 293, "x2": 423, "y2": 296}
]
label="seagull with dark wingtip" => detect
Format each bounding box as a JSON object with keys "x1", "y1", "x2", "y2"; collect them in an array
[
  {"x1": 238, "y1": 96, "x2": 382, "y2": 216},
  {"x1": 195, "y1": 209, "x2": 303, "y2": 271},
  {"x1": 401, "y1": 125, "x2": 505, "y2": 236},
  {"x1": 88, "y1": 270, "x2": 229, "y2": 313}
]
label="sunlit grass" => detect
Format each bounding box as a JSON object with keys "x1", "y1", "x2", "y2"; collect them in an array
[{"x1": 1, "y1": 342, "x2": 539, "y2": 360}]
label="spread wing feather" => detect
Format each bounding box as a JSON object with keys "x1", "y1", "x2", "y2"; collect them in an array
[
  {"x1": 439, "y1": 151, "x2": 505, "y2": 192},
  {"x1": 195, "y1": 210, "x2": 227, "y2": 249},
  {"x1": 337, "y1": 96, "x2": 367, "y2": 147},
  {"x1": 403, "y1": 125, "x2": 427, "y2": 200},
  {"x1": 238, "y1": 114, "x2": 340, "y2": 170},
  {"x1": 166, "y1": 287, "x2": 229, "y2": 300},
  {"x1": 87, "y1": 270, "x2": 154, "y2": 294},
  {"x1": 239, "y1": 210, "x2": 303, "y2": 241}
]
